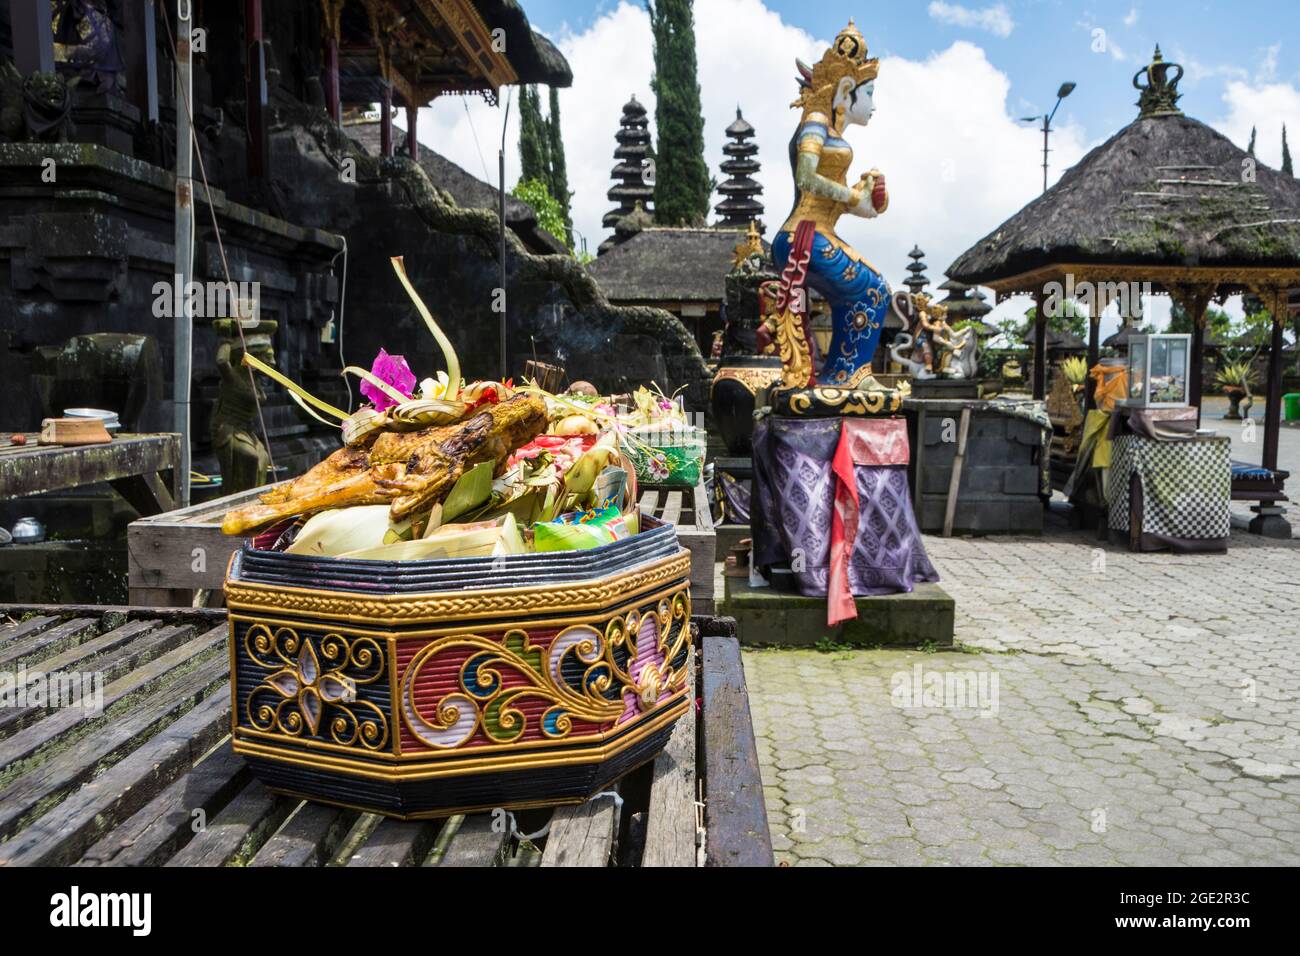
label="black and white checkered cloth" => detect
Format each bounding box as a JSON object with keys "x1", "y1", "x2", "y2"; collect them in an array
[{"x1": 1107, "y1": 434, "x2": 1231, "y2": 541}]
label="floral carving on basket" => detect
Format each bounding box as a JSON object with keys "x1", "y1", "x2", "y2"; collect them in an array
[
  {"x1": 244, "y1": 625, "x2": 389, "y2": 750},
  {"x1": 400, "y1": 590, "x2": 691, "y2": 751}
]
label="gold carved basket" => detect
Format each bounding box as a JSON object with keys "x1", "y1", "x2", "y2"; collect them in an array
[{"x1": 224, "y1": 517, "x2": 691, "y2": 818}]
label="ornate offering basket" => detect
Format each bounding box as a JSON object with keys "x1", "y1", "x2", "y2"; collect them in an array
[{"x1": 224, "y1": 517, "x2": 691, "y2": 818}]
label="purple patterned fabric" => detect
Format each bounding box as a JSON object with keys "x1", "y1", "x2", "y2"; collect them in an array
[{"x1": 752, "y1": 417, "x2": 938, "y2": 597}]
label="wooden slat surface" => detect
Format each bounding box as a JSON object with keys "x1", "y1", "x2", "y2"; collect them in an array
[
  {"x1": 0, "y1": 689, "x2": 232, "y2": 866},
  {"x1": 541, "y1": 793, "x2": 620, "y2": 867},
  {"x1": 77, "y1": 745, "x2": 251, "y2": 866},
  {"x1": 436, "y1": 814, "x2": 511, "y2": 867},
  {"x1": 0, "y1": 624, "x2": 222, "y2": 772},
  {"x1": 0, "y1": 646, "x2": 228, "y2": 841},
  {"x1": 0, "y1": 616, "x2": 100, "y2": 669},
  {"x1": 642, "y1": 649, "x2": 697, "y2": 867},
  {"x1": 0, "y1": 606, "x2": 767, "y2": 867},
  {"x1": 347, "y1": 817, "x2": 442, "y2": 867},
  {"x1": 166, "y1": 780, "x2": 293, "y2": 867},
  {"x1": 250, "y1": 802, "x2": 360, "y2": 867}
]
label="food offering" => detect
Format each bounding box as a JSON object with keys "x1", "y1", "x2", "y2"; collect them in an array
[{"x1": 222, "y1": 258, "x2": 691, "y2": 818}]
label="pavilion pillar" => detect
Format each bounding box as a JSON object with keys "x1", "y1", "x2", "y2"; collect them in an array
[
  {"x1": 1262, "y1": 292, "x2": 1286, "y2": 474},
  {"x1": 124, "y1": 0, "x2": 160, "y2": 125},
  {"x1": 245, "y1": 0, "x2": 269, "y2": 179},
  {"x1": 321, "y1": 0, "x2": 343, "y2": 125},
  {"x1": 1085, "y1": 304, "x2": 1101, "y2": 411},
  {"x1": 406, "y1": 102, "x2": 419, "y2": 159},
  {"x1": 12, "y1": 0, "x2": 56, "y2": 75},
  {"x1": 380, "y1": 85, "x2": 394, "y2": 156},
  {"x1": 1190, "y1": 320, "x2": 1205, "y2": 425},
  {"x1": 1032, "y1": 290, "x2": 1048, "y2": 401}
]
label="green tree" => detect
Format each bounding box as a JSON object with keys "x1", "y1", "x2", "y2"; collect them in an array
[
  {"x1": 546, "y1": 86, "x2": 573, "y2": 247},
  {"x1": 1168, "y1": 303, "x2": 1233, "y2": 340},
  {"x1": 1283, "y1": 124, "x2": 1294, "y2": 176},
  {"x1": 518, "y1": 85, "x2": 550, "y2": 185},
  {"x1": 1247, "y1": 126, "x2": 1256, "y2": 157},
  {"x1": 1024, "y1": 299, "x2": 1088, "y2": 340},
  {"x1": 647, "y1": 0, "x2": 712, "y2": 225},
  {"x1": 511, "y1": 178, "x2": 569, "y2": 249}
]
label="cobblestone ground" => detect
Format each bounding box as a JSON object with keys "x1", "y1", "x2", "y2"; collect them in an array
[{"x1": 743, "y1": 526, "x2": 1300, "y2": 865}]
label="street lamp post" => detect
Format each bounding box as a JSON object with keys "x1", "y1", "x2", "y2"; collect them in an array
[{"x1": 1021, "y1": 82, "x2": 1076, "y2": 193}]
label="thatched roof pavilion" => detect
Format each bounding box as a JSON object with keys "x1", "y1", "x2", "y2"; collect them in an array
[{"x1": 948, "y1": 47, "x2": 1300, "y2": 529}]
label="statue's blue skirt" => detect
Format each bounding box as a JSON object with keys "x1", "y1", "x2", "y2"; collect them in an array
[{"x1": 773, "y1": 228, "x2": 891, "y2": 387}]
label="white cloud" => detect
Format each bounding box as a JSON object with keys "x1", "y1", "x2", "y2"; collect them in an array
[
  {"x1": 1123, "y1": 8, "x2": 1139, "y2": 28},
  {"x1": 403, "y1": 0, "x2": 1087, "y2": 311},
  {"x1": 1213, "y1": 78, "x2": 1300, "y2": 171},
  {"x1": 927, "y1": 2, "x2": 1015, "y2": 39},
  {"x1": 1255, "y1": 43, "x2": 1281, "y2": 85}
]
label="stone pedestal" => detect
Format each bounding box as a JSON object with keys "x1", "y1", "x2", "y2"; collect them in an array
[
  {"x1": 909, "y1": 378, "x2": 981, "y2": 400},
  {"x1": 1248, "y1": 504, "x2": 1292, "y2": 539},
  {"x1": 71, "y1": 90, "x2": 141, "y2": 155},
  {"x1": 906, "y1": 398, "x2": 1046, "y2": 535},
  {"x1": 721, "y1": 576, "x2": 955, "y2": 648}
]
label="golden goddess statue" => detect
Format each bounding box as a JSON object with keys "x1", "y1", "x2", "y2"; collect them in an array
[{"x1": 771, "y1": 19, "x2": 891, "y2": 389}]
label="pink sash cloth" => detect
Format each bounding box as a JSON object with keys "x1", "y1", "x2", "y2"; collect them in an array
[{"x1": 828, "y1": 418, "x2": 910, "y2": 626}]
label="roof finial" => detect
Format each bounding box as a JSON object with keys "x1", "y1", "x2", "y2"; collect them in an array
[{"x1": 1133, "y1": 44, "x2": 1184, "y2": 118}]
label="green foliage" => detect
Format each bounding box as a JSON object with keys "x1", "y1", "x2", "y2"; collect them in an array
[
  {"x1": 647, "y1": 0, "x2": 712, "y2": 225},
  {"x1": 511, "y1": 178, "x2": 570, "y2": 250},
  {"x1": 517, "y1": 86, "x2": 550, "y2": 185},
  {"x1": 1060, "y1": 356, "x2": 1088, "y2": 385},
  {"x1": 1168, "y1": 303, "x2": 1232, "y2": 339},
  {"x1": 1247, "y1": 125, "x2": 1257, "y2": 157},
  {"x1": 516, "y1": 84, "x2": 574, "y2": 250},
  {"x1": 1023, "y1": 299, "x2": 1088, "y2": 339},
  {"x1": 1283, "y1": 124, "x2": 1294, "y2": 176},
  {"x1": 546, "y1": 87, "x2": 573, "y2": 247},
  {"x1": 1215, "y1": 360, "x2": 1258, "y2": 392}
]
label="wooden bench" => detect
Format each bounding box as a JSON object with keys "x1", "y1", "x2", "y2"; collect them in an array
[
  {"x1": 638, "y1": 482, "x2": 716, "y2": 614},
  {"x1": 0, "y1": 606, "x2": 770, "y2": 867},
  {"x1": 129, "y1": 481, "x2": 717, "y2": 611}
]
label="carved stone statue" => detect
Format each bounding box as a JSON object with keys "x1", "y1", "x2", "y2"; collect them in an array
[
  {"x1": 889, "y1": 293, "x2": 979, "y2": 380},
  {"x1": 212, "y1": 319, "x2": 275, "y2": 493},
  {"x1": 770, "y1": 19, "x2": 891, "y2": 389}
]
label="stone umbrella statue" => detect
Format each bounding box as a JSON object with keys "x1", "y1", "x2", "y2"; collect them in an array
[{"x1": 947, "y1": 47, "x2": 1300, "y2": 537}]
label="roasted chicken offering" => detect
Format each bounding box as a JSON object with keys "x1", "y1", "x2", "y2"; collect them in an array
[{"x1": 221, "y1": 394, "x2": 547, "y2": 536}]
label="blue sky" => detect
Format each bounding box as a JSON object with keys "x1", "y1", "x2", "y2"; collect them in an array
[
  {"x1": 418, "y1": 2, "x2": 1298, "y2": 332},
  {"x1": 522, "y1": 0, "x2": 1298, "y2": 161}
]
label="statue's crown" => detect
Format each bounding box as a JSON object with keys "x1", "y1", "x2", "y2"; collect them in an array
[{"x1": 793, "y1": 19, "x2": 880, "y2": 111}]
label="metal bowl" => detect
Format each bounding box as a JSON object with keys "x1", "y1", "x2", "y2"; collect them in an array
[{"x1": 11, "y1": 517, "x2": 45, "y2": 544}]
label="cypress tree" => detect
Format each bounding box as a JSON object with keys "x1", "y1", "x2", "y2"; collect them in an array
[
  {"x1": 1283, "y1": 124, "x2": 1294, "y2": 176},
  {"x1": 518, "y1": 85, "x2": 549, "y2": 185},
  {"x1": 1247, "y1": 126, "x2": 1256, "y2": 156},
  {"x1": 547, "y1": 86, "x2": 574, "y2": 246},
  {"x1": 647, "y1": 0, "x2": 711, "y2": 225}
]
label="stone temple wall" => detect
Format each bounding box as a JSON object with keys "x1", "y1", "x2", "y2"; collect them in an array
[{"x1": 265, "y1": 105, "x2": 711, "y2": 408}]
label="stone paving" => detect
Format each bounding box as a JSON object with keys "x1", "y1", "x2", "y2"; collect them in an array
[{"x1": 743, "y1": 523, "x2": 1300, "y2": 865}]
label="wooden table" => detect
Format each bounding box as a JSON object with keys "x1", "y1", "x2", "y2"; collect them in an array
[
  {"x1": 0, "y1": 432, "x2": 180, "y2": 517},
  {"x1": 129, "y1": 480, "x2": 718, "y2": 611},
  {"x1": 0, "y1": 606, "x2": 770, "y2": 868}
]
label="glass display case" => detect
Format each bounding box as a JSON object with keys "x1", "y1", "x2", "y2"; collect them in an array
[{"x1": 1123, "y1": 333, "x2": 1191, "y2": 408}]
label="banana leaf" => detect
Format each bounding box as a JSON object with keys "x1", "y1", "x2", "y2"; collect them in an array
[{"x1": 442, "y1": 460, "x2": 495, "y2": 523}]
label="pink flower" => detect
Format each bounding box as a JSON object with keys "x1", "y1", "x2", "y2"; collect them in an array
[{"x1": 362, "y1": 349, "x2": 416, "y2": 411}]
